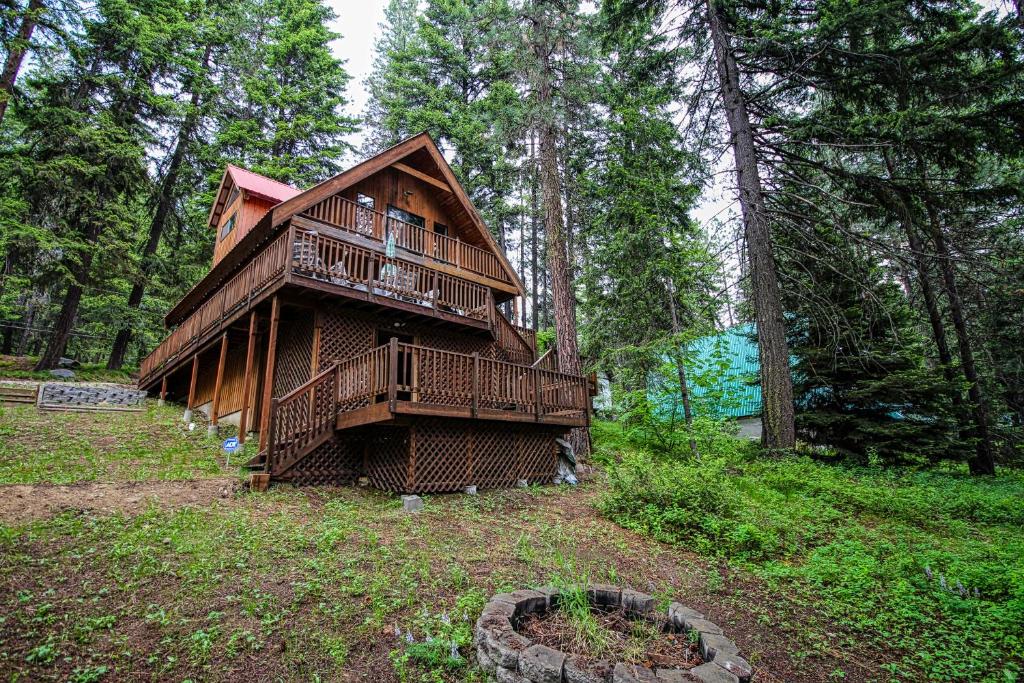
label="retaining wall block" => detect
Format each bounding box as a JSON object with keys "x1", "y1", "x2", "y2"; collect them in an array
[{"x1": 518, "y1": 644, "x2": 566, "y2": 683}]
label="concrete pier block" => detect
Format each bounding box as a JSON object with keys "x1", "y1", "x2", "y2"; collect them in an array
[{"x1": 402, "y1": 495, "x2": 424, "y2": 513}]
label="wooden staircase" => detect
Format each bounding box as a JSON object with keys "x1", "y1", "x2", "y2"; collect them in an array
[{"x1": 248, "y1": 365, "x2": 340, "y2": 476}]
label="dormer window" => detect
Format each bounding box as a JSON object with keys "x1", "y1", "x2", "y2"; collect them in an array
[{"x1": 220, "y1": 212, "x2": 236, "y2": 241}]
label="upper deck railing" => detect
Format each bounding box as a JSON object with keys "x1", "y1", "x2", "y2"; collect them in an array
[
  {"x1": 301, "y1": 195, "x2": 513, "y2": 285},
  {"x1": 138, "y1": 226, "x2": 504, "y2": 386}
]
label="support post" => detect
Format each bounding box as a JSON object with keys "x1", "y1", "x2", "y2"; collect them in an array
[
  {"x1": 238, "y1": 312, "x2": 258, "y2": 445},
  {"x1": 366, "y1": 254, "x2": 377, "y2": 303},
  {"x1": 265, "y1": 398, "x2": 279, "y2": 475},
  {"x1": 257, "y1": 296, "x2": 281, "y2": 452},
  {"x1": 184, "y1": 353, "x2": 199, "y2": 422},
  {"x1": 534, "y1": 366, "x2": 542, "y2": 422},
  {"x1": 158, "y1": 376, "x2": 167, "y2": 407},
  {"x1": 486, "y1": 289, "x2": 495, "y2": 332},
  {"x1": 471, "y1": 352, "x2": 480, "y2": 418},
  {"x1": 310, "y1": 311, "x2": 321, "y2": 413},
  {"x1": 209, "y1": 332, "x2": 229, "y2": 436},
  {"x1": 388, "y1": 337, "x2": 399, "y2": 411}
]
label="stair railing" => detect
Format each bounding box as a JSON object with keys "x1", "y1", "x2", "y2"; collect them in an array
[{"x1": 266, "y1": 365, "x2": 338, "y2": 474}]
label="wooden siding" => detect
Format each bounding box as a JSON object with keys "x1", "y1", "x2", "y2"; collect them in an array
[
  {"x1": 193, "y1": 340, "x2": 259, "y2": 417},
  {"x1": 212, "y1": 193, "x2": 276, "y2": 267},
  {"x1": 341, "y1": 168, "x2": 472, "y2": 245}
]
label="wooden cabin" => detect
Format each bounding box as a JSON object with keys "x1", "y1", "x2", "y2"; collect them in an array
[{"x1": 138, "y1": 133, "x2": 591, "y2": 492}]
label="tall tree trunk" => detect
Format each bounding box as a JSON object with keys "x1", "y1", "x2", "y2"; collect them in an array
[
  {"x1": 910, "y1": 150, "x2": 996, "y2": 474},
  {"x1": 882, "y1": 153, "x2": 965, "y2": 423},
  {"x1": 35, "y1": 215, "x2": 100, "y2": 370},
  {"x1": 107, "y1": 45, "x2": 211, "y2": 369},
  {"x1": 0, "y1": 0, "x2": 44, "y2": 128},
  {"x1": 705, "y1": 0, "x2": 795, "y2": 448},
  {"x1": 530, "y1": 132, "x2": 540, "y2": 331},
  {"x1": 924, "y1": 208, "x2": 996, "y2": 474},
  {"x1": 532, "y1": 4, "x2": 589, "y2": 458}
]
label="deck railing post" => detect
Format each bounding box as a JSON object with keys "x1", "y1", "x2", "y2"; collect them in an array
[
  {"x1": 534, "y1": 367, "x2": 542, "y2": 422},
  {"x1": 388, "y1": 337, "x2": 399, "y2": 411},
  {"x1": 367, "y1": 253, "x2": 377, "y2": 303},
  {"x1": 334, "y1": 362, "x2": 341, "y2": 415},
  {"x1": 472, "y1": 352, "x2": 480, "y2": 418},
  {"x1": 266, "y1": 398, "x2": 279, "y2": 473},
  {"x1": 486, "y1": 289, "x2": 495, "y2": 332}
]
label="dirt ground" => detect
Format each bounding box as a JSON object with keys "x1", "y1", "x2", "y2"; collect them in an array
[
  {"x1": 0, "y1": 479, "x2": 891, "y2": 682},
  {"x1": 0, "y1": 477, "x2": 242, "y2": 523}
]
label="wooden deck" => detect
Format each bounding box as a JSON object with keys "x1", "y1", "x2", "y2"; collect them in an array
[
  {"x1": 263, "y1": 340, "x2": 589, "y2": 476},
  {"x1": 138, "y1": 222, "x2": 535, "y2": 389}
]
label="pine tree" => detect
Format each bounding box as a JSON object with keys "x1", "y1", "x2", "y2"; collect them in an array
[
  {"x1": 215, "y1": 0, "x2": 357, "y2": 185},
  {"x1": 27, "y1": 0, "x2": 184, "y2": 370}
]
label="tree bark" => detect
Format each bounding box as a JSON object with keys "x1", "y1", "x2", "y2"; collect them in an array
[
  {"x1": 107, "y1": 45, "x2": 211, "y2": 369},
  {"x1": 0, "y1": 0, "x2": 44, "y2": 128},
  {"x1": 881, "y1": 152, "x2": 965, "y2": 422},
  {"x1": 924, "y1": 207, "x2": 996, "y2": 475},
  {"x1": 35, "y1": 214, "x2": 100, "y2": 370},
  {"x1": 532, "y1": 4, "x2": 589, "y2": 458},
  {"x1": 529, "y1": 131, "x2": 540, "y2": 331},
  {"x1": 705, "y1": 0, "x2": 795, "y2": 448}
]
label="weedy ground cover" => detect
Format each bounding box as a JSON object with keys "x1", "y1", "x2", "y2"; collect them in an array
[
  {"x1": 595, "y1": 420, "x2": 1024, "y2": 682},
  {"x1": 0, "y1": 403, "x2": 234, "y2": 484},
  {"x1": 0, "y1": 405, "x2": 989, "y2": 681}
]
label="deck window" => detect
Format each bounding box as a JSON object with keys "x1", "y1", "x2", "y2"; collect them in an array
[
  {"x1": 433, "y1": 222, "x2": 448, "y2": 237},
  {"x1": 386, "y1": 205, "x2": 425, "y2": 228},
  {"x1": 219, "y1": 212, "x2": 236, "y2": 240},
  {"x1": 386, "y1": 205, "x2": 425, "y2": 248}
]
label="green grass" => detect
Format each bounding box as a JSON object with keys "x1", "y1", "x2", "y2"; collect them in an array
[
  {"x1": 0, "y1": 486, "x2": 697, "y2": 682},
  {"x1": 0, "y1": 403, "x2": 234, "y2": 484},
  {"x1": 5, "y1": 409, "x2": 1007, "y2": 681},
  {"x1": 594, "y1": 419, "x2": 1024, "y2": 682}
]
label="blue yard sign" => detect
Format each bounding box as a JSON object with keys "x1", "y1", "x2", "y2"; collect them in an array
[{"x1": 222, "y1": 437, "x2": 240, "y2": 453}]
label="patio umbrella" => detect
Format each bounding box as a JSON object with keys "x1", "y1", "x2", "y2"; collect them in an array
[{"x1": 382, "y1": 232, "x2": 398, "y2": 278}]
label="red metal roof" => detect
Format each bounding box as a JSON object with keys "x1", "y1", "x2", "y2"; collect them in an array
[{"x1": 226, "y1": 164, "x2": 302, "y2": 204}]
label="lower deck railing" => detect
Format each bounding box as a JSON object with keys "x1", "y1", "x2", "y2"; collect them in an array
[{"x1": 264, "y1": 340, "x2": 589, "y2": 473}]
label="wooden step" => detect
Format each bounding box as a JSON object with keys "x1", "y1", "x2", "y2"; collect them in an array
[
  {"x1": 0, "y1": 385, "x2": 38, "y2": 405},
  {"x1": 244, "y1": 450, "x2": 267, "y2": 470}
]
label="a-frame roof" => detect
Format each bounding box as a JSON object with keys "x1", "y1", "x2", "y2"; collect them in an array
[
  {"x1": 166, "y1": 133, "x2": 524, "y2": 326},
  {"x1": 206, "y1": 165, "x2": 302, "y2": 230},
  {"x1": 266, "y1": 132, "x2": 523, "y2": 292}
]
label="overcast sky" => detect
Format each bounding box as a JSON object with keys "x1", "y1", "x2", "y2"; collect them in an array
[{"x1": 327, "y1": 1, "x2": 388, "y2": 153}]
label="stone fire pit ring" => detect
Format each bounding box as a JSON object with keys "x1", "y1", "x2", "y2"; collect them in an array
[{"x1": 474, "y1": 585, "x2": 753, "y2": 683}]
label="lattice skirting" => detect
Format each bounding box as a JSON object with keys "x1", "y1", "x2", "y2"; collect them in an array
[
  {"x1": 364, "y1": 419, "x2": 563, "y2": 494},
  {"x1": 279, "y1": 433, "x2": 363, "y2": 486}
]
